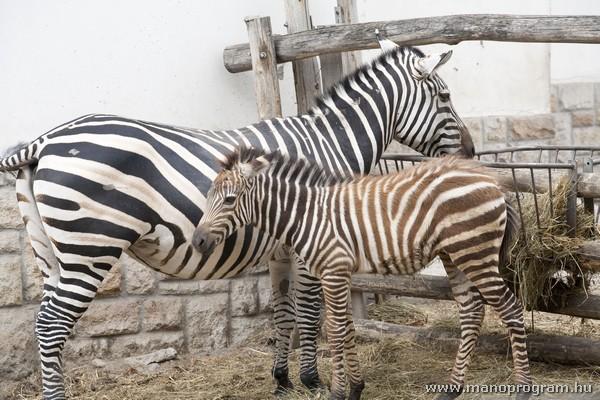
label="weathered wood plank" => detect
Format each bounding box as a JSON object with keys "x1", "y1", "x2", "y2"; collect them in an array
[
  {"x1": 355, "y1": 319, "x2": 600, "y2": 366},
  {"x1": 351, "y1": 273, "x2": 600, "y2": 319},
  {"x1": 284, "y1": 0, "x2": 321, "y2": 113},
  {"x1": 225, "y1": 14, "x2": 600, "y2": 73},
  {"x1": 245, "y1": 16, "x2": 282, "y2": 119}
]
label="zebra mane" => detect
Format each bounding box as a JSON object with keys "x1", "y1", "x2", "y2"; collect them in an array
[
  {"x1": 222, "y1": 146, "x2": 351, "y2": 187},
  {"x1": 310, "y1": 46, "x2": 423, "y2": 115}
]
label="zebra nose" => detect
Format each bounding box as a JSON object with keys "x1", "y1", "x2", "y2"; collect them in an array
[
  {"x1": 459, "y1": 127, "x2": 475, "y2": 158},
  {"x1": 193, "y1": 225, "x2": 214, "y2": 253}
]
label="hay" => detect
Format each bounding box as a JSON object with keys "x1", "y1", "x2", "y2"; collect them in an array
[
  {"x1": 10, "y1": 300, "x2": 600, "y2": 400},
  {"x1": 503, "y1": 177, "x2": 599, "y2": 310}
]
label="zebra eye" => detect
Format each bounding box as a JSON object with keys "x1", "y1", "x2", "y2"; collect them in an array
[
  {"x1": 439, "y1": 92, "x2": 450, "y2": 101},
  {"x1": 223, "y1": 195, "x2": 236, "y2": 205}
]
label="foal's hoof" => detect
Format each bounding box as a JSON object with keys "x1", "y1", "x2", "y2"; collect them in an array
[
  {"x1": 274, "y1": 383, "x2": 294, "y2": 397},
  {"x1": 516, "y1": 392, "x2": 532, "y2": 400},
  {"x1": 349, "y1": 380, "x2": 365, "y2": 400},
  {"x1": 435, "y1": 389, "x2": 463, "y2": 400}
]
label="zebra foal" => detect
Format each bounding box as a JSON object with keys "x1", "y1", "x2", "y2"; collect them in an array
[{"x1": 193, "y1": 148, "x2": 532, "y2": 400}]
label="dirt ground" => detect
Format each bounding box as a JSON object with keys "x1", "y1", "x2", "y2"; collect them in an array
[{"x1": 9, "y1": 298, "x2": 600, "y2": 400}]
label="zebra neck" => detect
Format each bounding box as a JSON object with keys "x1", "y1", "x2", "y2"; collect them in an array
[
  {"x1": 232, "y1": 61, "x2": 402, "y2": 175},
  {"x1": 250, "y1": 178, "x2": 327, "y2": 258}
]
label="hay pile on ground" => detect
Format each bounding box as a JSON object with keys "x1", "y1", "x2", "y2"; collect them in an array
[
  {"x1": 503, "y1": 178, "x2": 599, "y2": 310},
  {"x1": 11, "y1": 299, "x2": 600, "y2": 400}
]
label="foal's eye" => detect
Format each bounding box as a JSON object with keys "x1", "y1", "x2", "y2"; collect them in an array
[
  {"x1": 439, "y1": 92, "x2": 450, "y2": 101},
  {"x1": 223, "y1": 196, "x2": 236, "y2": 205}
]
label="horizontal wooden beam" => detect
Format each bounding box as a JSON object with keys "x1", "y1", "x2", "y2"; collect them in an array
[
  {"x1": 224, "y1": 14, "x2": 600, "y2": 73},
  {"x1": 355, "y1": 319, "x2": 600, "y2": 366},
  {"x1": 351, "y1": 272, "x2": 600, "y2": 320}
]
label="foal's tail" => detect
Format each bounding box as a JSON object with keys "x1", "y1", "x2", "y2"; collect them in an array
[{"x1": 499, "y1": 199, "x2": 520, "y2": 268}]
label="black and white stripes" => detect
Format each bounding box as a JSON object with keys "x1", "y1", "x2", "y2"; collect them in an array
[{"x1": 2, "y1": 43, "x2": 472, "y2": 399}]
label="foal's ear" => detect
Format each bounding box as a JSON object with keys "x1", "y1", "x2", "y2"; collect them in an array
[
  {"x1": 376, "y1": 29, "x2": 399, "y2": 53},
  {"x1": 239, "y1": 155, "x2": 271, "y2": 178}
]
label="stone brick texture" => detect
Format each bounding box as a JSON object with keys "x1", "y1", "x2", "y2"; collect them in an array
[{"x1": 2, "y1": 81, "x2": 600, "y2": 382}]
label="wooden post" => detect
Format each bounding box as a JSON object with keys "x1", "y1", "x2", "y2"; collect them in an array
[
  {"x1": 320, "y1": 51, "x2": 343, "y2": 92},
  {"x1": 335, "y1": 0, "x2": 362, "y2": 75},
  {"x1": 284, "y1": 0, "x2": 321, "y2": 113},
  {"x1": 245, "y1": 16, "x2": 282, "y2": 119}
]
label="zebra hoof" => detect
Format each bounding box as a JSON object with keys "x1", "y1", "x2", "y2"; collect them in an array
[
  {"x1": 273, "y1": 367, "x2": 294, "y2": 396},
  {"x1": 300, "y1": 372, "x2": 323, "y2": 391},
  {"x1": 274, "y1": 382, "x2": 294, "y2": 397},
  {"x1": 349, "y1": 380, "x2": 365, "y2": 400}
]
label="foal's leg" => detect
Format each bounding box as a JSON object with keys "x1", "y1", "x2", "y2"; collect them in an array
[
  {"x1": 436, "y1": 257, "x2": 485, "y2": 400},
  {"x1": 321, "y1": 270, "x2": 352, "y2": 400},
  {"x1": 294, "y1": 269, "x2": 324, "y2": 390},
  {"x1": 459, "y1": 262, "x2": 532, "y2": 398},
  {"x1": 345, "y1": 300, "x2": 365, "y2": 400},
  {"x1": 269, "y1": 259, "x2": 296, "y2": 393}
]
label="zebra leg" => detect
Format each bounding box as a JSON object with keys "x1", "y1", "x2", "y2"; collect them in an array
[
  {"x1": 321, "y1": 272, "x2": 352, "y2": 400},
  {"x1": 16, "y1": 167, "x2": 60, "y2": 307},
  {"x1": 462, "y1": 267, "x2": 532, "y2": 397},
  {"x1": 436, "y1": 260, "x2": 485, "y2": 400},
  {"x1": 293, "y1": 268, "x2": 324, "y2": 391},
  {"x1": 36, "y1": 242, "x2": 123, "y2": 400},
  {"x1": 269, "y1": 259, "x2": 295, "y2": 394},
  {"x1": 345, "y1": 302, "x2": 364, "y2": 400}
]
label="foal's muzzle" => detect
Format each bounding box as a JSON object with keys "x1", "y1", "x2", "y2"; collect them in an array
[{"x1": 192, "y1": 225, "x2": 219, "y2": 254}]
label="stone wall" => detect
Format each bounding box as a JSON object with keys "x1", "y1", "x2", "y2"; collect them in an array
[
  {"x1": 1, "y1": 82, "x2": 600, "y2": 385},
  {"x1": 0, "y1": 179, "x2": 273, "y2": 383}
]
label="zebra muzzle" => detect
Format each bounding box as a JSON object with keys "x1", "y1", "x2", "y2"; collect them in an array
[{"x1": 192, "y1": 225, "x2": 219, "y2": 254}]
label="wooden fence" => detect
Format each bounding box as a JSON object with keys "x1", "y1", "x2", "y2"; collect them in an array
[{"x1": 222, "y1": 1, "x2": 600, "y2": 358}]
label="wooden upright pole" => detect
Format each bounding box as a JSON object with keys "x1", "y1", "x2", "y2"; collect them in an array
[
  {"x1": 336, "y1": 0, "x2": 362, "y2": 75},
  {"x1": 245, "y1": 16, "x2": 282, "y2": 119},
  {"x1": 284, "y1": 0, "x2": 321, "y2": 113}
]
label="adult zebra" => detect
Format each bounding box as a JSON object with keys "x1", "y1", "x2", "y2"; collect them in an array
[
  {"x1": 193, "y1": 149, "x2": 531, "y2": 400},
  {"x1": 2, "y1": 39, "x2": 473, "y2": 399}
]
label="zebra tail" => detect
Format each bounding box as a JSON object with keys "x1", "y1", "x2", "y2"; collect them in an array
[
  {"x1": 498, "y1": 199, "x2": 520, "y2": 269},
  {"x1": 0, "y1": 140, "x2": 41, "y2": 171}
]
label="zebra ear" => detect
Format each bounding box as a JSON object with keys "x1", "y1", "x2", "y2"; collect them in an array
[
  {"x1": 376, "y1": 29, "x2": 399, "y2": 52},
  {"x1": 416, "y1": 50, "x2": 453, "y2": 77},
  {"x1": 239, "y1": 156, "x2": 271, "y2": 178}
]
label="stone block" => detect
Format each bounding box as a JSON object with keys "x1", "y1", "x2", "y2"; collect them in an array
[
  {"x1": 0, "y1": 255, "x2": 23, "y2": 306},
  {"x1": 573, "y1": 126, "x2": 600, "y2": 146},
  {"x1": 551, "y1": 113, "x2": 573, "y2": 146},
  {"x1": 186, "y1": 293, "x2": 229, "y2": 351},
  {"x1": 572, "y1": 110, "x2": 595, "y2": 127},
  {"x1": 0, "y1": 306, "x2": 38, "y2": 380},
  {"x1": 159, "y1": 279, "x2": 230, "y2": 295},
  {"x1": 0, "y1": 229, "x2": 20, "y2": 253},
  {"x1": 21, "y1": 240, "x2": 44, "y2": 302},
  {"x1": 596, "y1": 83, "x2": 600, "y2": 125},
  {"x1": 257, "y1": 273, "x2": 273, "y2": 313},
  {"x1": 63, "y1": 337, "x2": 110, "y2": 362},
  {"x1": 509, "y1": 115, "x2": 555, "y2": 141},
  {"x1": 75, "y1": 298, "x2": 140, "y2": 337},
  {"x1": 142, "y1": 297, "x2": 184, "y2": 331},
  {"x1": 121, "y1": 254, "x2": 156, "y2": 295},
  {"x1": 0, "y1": 187, "x2": 23, "y2": 228},
  {"x1": 462, "y1": 117, "x2": 483, "y2": 150},
  {"x1": 110, "y1": 331, "x2": 185, "y2": 358},
  {"x1": 97, "y1": 264, "x2": 121, "y2": 296},
  {"x1": 482, "y1": 116, "x2": 507, "y2": 143},
  {"x1": 229, "y1": 314, "x2": 272, "y2": 346},
  {"x1": 230, "y1": 276, "x2": 258, "y2": 317},
  {"x1": 557, "y1": 83, "x2": 594, "y2": 111}
]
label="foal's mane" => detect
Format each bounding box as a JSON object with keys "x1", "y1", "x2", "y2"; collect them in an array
[{"x1": 221, "y1": 146, "x2": 351, "y2": 187}]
